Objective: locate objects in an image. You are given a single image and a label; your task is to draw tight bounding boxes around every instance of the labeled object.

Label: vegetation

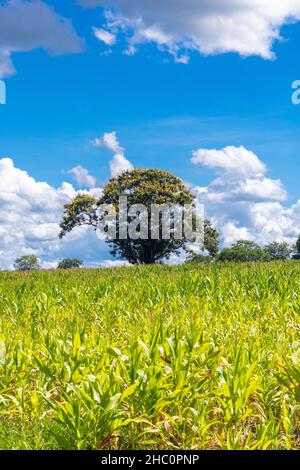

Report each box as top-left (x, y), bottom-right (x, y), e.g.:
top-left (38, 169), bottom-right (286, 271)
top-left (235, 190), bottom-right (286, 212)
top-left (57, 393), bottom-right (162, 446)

top-left (185, 253), bottom-right (213, 264)
top-left (13, 255), bottom-right (40, 271)
top-left (0, 262), bottom-right (299, 450)
top-left (219, 241), bottom-right (270, 263)
top-left (293, 236), bottom-right (300, 260)
top-left (59, 169), bottom-right (219, 265)
top-left (203, 220), bottom-right (219, 258)
top-left (264, 242), bottom-right (291, 261)
top-left (57, 259), bottom-right (83, 270)
top-left (296, 236), bottom-right (300, 254)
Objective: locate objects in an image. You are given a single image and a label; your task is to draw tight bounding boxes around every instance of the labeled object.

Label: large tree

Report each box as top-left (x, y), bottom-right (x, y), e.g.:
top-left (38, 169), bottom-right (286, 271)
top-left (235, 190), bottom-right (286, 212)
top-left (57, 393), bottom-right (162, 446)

top-left (59, 169), bottom-right (215, 265)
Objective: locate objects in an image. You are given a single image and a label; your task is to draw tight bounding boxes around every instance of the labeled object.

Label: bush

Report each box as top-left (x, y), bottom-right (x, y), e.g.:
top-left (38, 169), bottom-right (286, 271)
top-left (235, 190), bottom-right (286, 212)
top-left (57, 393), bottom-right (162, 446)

top-left (14, 255), bottom-right (40, 271)
top-left (57, 259), bottom-right (83, 270)
top-left (264, 242), bottom-right (291, 261)
top-left (218, 240), bottom-right (270, 263)
top-left (186, 254), bottom-right (213, 264)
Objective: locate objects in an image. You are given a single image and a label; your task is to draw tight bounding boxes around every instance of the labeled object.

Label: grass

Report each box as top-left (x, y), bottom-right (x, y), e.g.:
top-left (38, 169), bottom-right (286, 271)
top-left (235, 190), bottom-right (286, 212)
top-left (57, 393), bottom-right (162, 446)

top-left (0, 262), bottom-right (299, 450)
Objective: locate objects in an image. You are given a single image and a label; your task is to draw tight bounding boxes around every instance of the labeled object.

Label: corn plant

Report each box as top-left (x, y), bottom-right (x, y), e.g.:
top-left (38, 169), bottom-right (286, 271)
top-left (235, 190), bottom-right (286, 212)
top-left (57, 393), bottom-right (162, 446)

top-left (0, 262), bottom-right (299, 449)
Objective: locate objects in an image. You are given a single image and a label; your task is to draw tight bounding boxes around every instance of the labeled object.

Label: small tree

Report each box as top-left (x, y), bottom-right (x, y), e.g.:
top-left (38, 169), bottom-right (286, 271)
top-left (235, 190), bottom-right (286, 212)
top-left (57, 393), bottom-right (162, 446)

top-left (57, 259), bottom-right (83, 270)
top-left (218, 240), bottom-right (270, 263)
top-left (264, 242), bottom-right (291, 261)
top-left (14, 255), bottom-right (40, 271)
top-left (293, 235), bottom-right (300, 259)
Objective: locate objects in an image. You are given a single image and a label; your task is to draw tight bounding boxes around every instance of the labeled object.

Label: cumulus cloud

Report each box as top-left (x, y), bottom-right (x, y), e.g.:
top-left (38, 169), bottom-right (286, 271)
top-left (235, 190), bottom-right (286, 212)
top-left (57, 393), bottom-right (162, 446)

top-left (191, 145), bottom-right (299, 247)
top-left (1, 146), bottom-right (300, 268)
top-left (109, 154), bottom-right (134, 178)
top-left (93, 27), bottom-right (116, 46)
top-left (69, 165), bottom-right (97, 188)
top-left (92, 131), bottom-right (124, 153)
top-left (92, 131), bottom-right (134, 177)
top-left (0, 132), bottom-right (135, 268)
top-left (0, 158), bottom-right (107, 270)
top-left (77, 0), bottom-right (300, 61)
top-left (0, 0), bottom-right (83, 77)
top-left (192, 146), bottom-right (267, 179)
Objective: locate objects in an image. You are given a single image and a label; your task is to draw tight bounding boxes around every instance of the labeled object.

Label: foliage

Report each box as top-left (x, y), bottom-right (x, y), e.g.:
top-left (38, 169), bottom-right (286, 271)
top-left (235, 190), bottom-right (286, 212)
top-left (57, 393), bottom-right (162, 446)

top-left (60, 169), bottom-right (197, 265)
top-left (296, 236), bottom-right (300, 255)
top-left (185, 254), bottom-right (213, 264)
top-left (218, 240), bottom-right (270, 263)
top-left (264, 242), bottom-right (291, 261)
top-left (292, 236), bottom-right (300, 260)
top-left (13, 255), bottom-right (40, 271)
top-left (187, 220), bottom-right (219, 262)
top-left (0, 262), bottom-right (299, 450)
top-left (57, 259), bottom-right (83, 270)
top-left (203, 220), bottom-right (219, 258)
top-left (59, 195), bottom-right (98, 236)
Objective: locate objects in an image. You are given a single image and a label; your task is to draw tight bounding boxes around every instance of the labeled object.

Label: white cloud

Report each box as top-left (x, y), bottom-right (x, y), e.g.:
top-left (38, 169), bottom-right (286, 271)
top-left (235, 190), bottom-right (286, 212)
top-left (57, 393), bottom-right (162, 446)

top-left (69, 165), bottom-right (97, 188)
top-left (1, 147), bottom-right (300, 269)
top-left (109, 153), bottom-right (134, 178)
top-left (93, 27), bottom-right (116, 46)
top-left (192, 146), bottom-right (266, 179)
top-left (0, 0), bottom-right (83, 78)
top-left (77, 0), bottom-right (300, 61)
top-left (191, 145), bottom-right (300, 247)
top-left (92, 131), bottom-right (134, 177)
top-left (0, 134), bottom-right (134, 268)
top-left (0, 158), bottom-right (108, 270)
top-left (92, 131), bottom-right (124, 154)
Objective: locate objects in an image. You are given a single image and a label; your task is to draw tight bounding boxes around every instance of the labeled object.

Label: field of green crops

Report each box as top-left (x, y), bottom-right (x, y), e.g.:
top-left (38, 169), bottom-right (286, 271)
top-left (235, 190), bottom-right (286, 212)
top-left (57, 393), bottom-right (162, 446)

top-left (0, 262), bottom-right (299, 450)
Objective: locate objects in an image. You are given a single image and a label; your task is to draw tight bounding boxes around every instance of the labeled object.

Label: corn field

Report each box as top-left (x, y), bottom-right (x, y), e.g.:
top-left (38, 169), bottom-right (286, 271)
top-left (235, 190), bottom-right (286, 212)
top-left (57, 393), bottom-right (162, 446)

top-left (0, 262), bottom-right (299, 450)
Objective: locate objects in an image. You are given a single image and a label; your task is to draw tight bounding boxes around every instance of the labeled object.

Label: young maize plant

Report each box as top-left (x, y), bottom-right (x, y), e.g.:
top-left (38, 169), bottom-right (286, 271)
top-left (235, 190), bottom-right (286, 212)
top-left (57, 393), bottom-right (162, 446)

top-left (0, 262), bottom-right (299, 449)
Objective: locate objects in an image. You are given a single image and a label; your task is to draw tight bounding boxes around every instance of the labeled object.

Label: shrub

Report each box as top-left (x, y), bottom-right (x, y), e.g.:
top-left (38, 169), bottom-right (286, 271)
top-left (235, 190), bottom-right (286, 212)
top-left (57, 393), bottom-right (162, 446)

top-left (218, 240), bottom-right (270, 263)
top-left (57, 259), bottom-right (83, 270)
top-left (14, 255), bottom-right (40, 271)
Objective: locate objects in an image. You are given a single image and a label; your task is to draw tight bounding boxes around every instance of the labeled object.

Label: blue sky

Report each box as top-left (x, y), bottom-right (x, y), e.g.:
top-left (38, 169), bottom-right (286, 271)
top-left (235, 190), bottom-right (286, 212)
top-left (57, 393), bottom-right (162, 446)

top-left (0, 0), bottom-right (300, 268)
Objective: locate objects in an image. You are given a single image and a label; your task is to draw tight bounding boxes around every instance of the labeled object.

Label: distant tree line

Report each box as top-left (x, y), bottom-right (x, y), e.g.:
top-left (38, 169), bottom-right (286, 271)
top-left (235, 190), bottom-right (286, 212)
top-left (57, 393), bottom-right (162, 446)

top-left (14, 256), bottom-right (83, 271)
top-left (12, 169), bottom-right (300, 269)
top-left (187, 238), bottom-right (300, 264)
top-left (13, 236), bottom-right (300, 271)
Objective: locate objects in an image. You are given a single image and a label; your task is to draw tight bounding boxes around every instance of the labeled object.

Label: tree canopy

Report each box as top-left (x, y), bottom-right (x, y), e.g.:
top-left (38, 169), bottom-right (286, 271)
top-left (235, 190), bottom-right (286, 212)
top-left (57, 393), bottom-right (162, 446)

top-left (218, 240), bottom-right (270, 263)
top-left (60, 169), bottom-right (218, 265)
top-left (57, 259), bottom-right (83, 270)
top-left (293, 235), bottom-right (300, 259)
top-left (14, 255), bottom-right (40, 271)
top-left (264, 242), bottom-right (291, 261)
